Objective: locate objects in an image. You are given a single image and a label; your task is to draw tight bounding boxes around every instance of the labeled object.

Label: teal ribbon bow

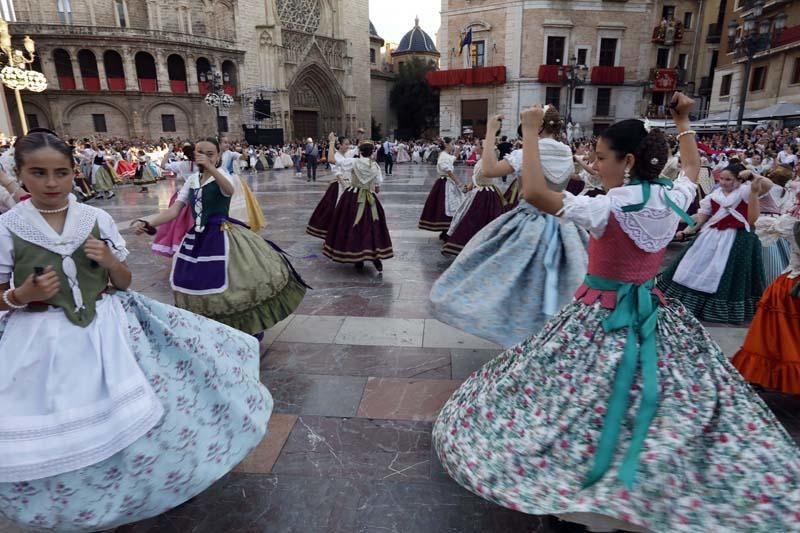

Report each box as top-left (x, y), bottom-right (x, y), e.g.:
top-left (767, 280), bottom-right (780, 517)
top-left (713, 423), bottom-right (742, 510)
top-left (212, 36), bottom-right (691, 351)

top-left (581, 179), bottom-right (695, 489)
top-left (582, 275), bottom-right (660, 489)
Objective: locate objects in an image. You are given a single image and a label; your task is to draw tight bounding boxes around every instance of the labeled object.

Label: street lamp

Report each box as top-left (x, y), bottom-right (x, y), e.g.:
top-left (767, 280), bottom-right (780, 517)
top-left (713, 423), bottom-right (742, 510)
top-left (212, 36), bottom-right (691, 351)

top-left (727, 0), bottom-right (773, 131)
top-left (202, 68), bottom-right (233, 140)
top-left (0, 20), bottom-right (47, 135)
top-left (557, 55), bottom-right (588, 124)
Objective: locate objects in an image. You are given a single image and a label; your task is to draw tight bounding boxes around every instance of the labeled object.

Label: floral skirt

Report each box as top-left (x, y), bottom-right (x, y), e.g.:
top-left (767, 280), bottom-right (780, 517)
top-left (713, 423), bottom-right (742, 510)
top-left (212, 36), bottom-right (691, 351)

top-left (442, 188), bottom-right (506, 256)
top-left (433, 297), bottom-right (800, 533)
top-left (323, 189), bottom-right (393, 263)
top-left (658, 230), bottom-right (765, 324)
top-left (306, 181), bottom-right (339, 239)
top-left (732, 273), bottom-right (800, 394)
top-left (419, 178), bottom-right (453, 232)
top-left (431, 201), bottom-right (588, 347)
top-left (0, 292), bottom-right (272, 532)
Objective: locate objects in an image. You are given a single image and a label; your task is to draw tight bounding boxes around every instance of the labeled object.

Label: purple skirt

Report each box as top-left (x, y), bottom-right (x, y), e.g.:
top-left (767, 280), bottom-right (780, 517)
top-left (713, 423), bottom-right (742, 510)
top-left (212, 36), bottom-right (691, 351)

top-left (442, 189), bottom-right (506, 256)
top-left (503, 179), bottom-right (520, 211)
top-left (419, 178), bottom-right (452, 231)
top-left (306, 181), bottom-right (339, 239)
top-left (323, 189), bottom-right (394, 263)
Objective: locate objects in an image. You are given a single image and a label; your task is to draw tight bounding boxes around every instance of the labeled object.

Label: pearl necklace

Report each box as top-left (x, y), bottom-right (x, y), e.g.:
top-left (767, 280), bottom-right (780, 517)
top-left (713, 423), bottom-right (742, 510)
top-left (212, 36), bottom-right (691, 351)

top-left (35, 203), bottom-right (70, 214)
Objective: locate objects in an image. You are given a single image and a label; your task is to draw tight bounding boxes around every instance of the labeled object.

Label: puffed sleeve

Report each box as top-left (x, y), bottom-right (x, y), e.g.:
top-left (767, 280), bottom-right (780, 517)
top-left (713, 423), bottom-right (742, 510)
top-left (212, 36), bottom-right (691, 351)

top-left (0, 221), bottom-right (13, 284)
top-left (755, 213), bottom-right (798, 247)
top-left (438, 155), bottom-right (455, 173)
top-left (97, 210), bottom-right (130, 262)
top-left (739, 180), bottom-right (753, 204)
top-left (666, 172), bottom-right (699, 211)
top-left (504, 150), bottom-right (523, 178)
top-left (557, 191), bottom-right (612, 238)
top-left (176, 179), bottom-right (193, 204)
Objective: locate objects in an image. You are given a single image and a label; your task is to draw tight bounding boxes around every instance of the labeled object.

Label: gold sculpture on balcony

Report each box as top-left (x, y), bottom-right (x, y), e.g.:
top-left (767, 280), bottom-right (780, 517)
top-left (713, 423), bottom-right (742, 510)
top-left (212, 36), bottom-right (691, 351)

top-left (652, 19), bottom-right (685, 46)
top-left (0, 19), bottom-right (47, 134)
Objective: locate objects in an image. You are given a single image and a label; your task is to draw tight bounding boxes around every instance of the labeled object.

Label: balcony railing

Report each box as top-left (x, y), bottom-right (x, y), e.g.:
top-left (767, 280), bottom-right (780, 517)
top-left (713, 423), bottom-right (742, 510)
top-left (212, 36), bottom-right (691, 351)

top-left (591, 66), bottom-right (625, 85)
top-left (652, 20), bottom-right (685, 45)
top-left (426, 66), bottom-right (507, 88)
top-left (706, 23), bottom-right (721, 44)
top-left (9, 22), bottom-right (238, 50)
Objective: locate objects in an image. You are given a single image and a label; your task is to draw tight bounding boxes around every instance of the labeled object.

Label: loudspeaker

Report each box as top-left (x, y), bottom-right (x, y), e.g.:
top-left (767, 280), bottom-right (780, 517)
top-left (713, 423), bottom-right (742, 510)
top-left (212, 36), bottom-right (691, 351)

top-left (254, 98), bottom-right (271, 119)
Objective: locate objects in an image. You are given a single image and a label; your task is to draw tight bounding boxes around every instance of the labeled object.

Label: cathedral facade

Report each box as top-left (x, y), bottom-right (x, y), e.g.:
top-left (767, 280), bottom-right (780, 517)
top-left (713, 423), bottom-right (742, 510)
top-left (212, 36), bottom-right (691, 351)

top-left (7, 0), bottom-right (372, 142)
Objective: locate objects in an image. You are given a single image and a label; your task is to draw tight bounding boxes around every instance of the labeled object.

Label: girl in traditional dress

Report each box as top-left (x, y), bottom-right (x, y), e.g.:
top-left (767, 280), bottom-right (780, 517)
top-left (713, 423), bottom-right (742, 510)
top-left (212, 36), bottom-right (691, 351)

top-left (280, 148), bottom-right (294, 169)
top-left (323, 134), bottom-right (392, 273)
top-left (433, 94), bottom-right (800, 533)
top-left (441, 140), bottom-right (506, 256)
top-left (756, 165), bottom-right (794, 284)
top-left (133, 149), bottom-right (158, 193)
top-left (135, 138), bottom-right (307, 337)
top-left (733, 211), bottom-right (800, 394)
top-left (151, 144), bottom-right (197, 258)
top-left (0, 130), bottom-right (272, 532)
top-left (412, 144), bottom-right (422, 164)
top-left (430, 108), bottom-right (587, 347)
top-left (659, 162), bottom-right (769, 324)
top-left (307, 135), bottom-right (356, 239)
top-left (115, 148), bottom-right (137, 182)
top-left (396, 142), bottom-right (411, 164)
top-left (92, 146), bottom-right (116, 200)
top-left (273, 147), bottom-right (286, 170)
top-left (419, 138), bottom-right (464, 240)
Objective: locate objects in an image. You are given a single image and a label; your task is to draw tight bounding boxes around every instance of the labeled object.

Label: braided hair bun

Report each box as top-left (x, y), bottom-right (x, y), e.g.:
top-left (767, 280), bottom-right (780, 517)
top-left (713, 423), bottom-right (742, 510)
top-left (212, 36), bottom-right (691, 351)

top-left (541, 106), bottom-right (563, 136)
top-left (634, 129), bottom-right (669, 181)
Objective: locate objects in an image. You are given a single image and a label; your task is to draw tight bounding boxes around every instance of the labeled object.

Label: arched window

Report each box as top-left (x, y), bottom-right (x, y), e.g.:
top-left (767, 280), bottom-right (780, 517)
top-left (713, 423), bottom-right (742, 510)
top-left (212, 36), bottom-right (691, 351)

top-left (77, 49), bottom-right (99, 90)
top-left (104, 50), bottom-right (126, 90)
top-left (53, 48), bottom-right (75, 90)
top-left (222, 60), bottom-right (237, 96)
top-left (196, 57), bottom-right (211, 94)
top-left (135, 51), bottom-right (157, 92)
top-left (167, 54), bottom-right (187, 93)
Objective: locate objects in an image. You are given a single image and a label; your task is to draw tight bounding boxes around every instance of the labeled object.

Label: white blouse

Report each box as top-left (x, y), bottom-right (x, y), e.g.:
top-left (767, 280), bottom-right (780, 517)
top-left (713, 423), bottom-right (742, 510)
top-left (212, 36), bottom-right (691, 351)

top-left (558, 174), bottom-right (697, 252)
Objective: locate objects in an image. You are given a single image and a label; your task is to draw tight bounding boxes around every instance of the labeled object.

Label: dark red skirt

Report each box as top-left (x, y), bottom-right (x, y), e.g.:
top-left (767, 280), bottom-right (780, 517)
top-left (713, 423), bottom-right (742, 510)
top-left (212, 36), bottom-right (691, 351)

top-left (306, 181), bottom-right (339, 239)
top-left (442, 189), bottom-right (506, 256)
top-left (419, 178), bottom-right (452, 231)
top-left (323, 189), bottom-right (394, 263)
top-left (503, 179), bottom-right (520, 211)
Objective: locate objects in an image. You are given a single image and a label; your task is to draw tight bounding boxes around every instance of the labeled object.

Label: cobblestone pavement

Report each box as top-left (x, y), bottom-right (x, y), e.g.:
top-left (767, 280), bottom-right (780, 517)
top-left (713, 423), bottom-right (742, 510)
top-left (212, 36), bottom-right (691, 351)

top-left (5, 162), bottom-right (797, 533)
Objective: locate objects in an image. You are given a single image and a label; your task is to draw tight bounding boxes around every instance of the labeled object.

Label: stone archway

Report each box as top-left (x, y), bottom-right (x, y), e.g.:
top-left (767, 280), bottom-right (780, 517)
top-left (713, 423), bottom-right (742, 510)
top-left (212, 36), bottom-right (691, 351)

top-left (288, 62), bottom-right (344, 141)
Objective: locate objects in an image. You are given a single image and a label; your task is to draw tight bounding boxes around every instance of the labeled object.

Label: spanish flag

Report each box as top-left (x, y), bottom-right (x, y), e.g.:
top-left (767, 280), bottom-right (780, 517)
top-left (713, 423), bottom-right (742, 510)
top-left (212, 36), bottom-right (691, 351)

top-left (459, 28), bottom-right (473, 55)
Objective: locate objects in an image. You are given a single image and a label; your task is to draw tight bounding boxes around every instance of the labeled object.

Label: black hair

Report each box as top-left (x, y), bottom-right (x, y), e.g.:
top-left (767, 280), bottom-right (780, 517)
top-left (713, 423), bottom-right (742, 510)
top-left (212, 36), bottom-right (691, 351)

top-left (723, 161), bottom-right (748, 180)
top-left (196, 137), bottom-right (220, 153)
top-left (337, 136), bottom-right (350, 149)
top-left (14, 129), bottom-right (74, 171)
top-left (501, 136), bottom-right (508, 142)
top-left (517, 125), bottom-right (523, 140)
top-left (359, 142), bottom-right (375, 157)
top-left (600, 119), bottom-right (669, 181)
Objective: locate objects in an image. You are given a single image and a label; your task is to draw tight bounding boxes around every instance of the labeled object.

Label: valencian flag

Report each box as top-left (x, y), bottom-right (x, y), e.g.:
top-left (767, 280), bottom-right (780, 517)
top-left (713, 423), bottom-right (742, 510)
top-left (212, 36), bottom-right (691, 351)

top-left (459, 28), bottom-right (473, 55)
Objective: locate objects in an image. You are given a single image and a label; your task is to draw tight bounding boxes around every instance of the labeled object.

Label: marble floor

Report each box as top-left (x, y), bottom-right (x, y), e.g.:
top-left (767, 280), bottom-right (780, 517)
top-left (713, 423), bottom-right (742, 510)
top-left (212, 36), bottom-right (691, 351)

top-left (7, 162), bottom-right (799, 533)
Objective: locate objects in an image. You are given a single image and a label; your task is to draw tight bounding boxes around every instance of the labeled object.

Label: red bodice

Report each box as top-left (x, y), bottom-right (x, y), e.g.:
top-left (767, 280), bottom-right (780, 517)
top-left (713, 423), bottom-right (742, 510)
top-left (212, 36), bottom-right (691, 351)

top-left (709, 199), bottom-right (748, 230)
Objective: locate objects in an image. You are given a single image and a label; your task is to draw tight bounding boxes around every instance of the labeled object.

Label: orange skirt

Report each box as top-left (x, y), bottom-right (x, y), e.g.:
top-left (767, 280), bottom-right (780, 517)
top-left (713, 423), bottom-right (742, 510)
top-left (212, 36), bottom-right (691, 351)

top-left (732, 273), bottom-right (800, 394)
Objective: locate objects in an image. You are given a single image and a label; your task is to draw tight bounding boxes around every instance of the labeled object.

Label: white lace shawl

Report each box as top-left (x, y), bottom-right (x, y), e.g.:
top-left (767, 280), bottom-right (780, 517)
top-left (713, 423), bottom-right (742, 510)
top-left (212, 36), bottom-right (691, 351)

top-left (504, 139), bottom-right (574, 191)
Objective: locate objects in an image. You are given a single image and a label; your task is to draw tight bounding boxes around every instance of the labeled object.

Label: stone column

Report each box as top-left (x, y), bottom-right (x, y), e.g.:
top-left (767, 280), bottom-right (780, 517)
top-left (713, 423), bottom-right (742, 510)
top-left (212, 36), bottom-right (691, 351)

top-left (39, 49), bottom-right (59, 91)
top-left (186, 54), bottom-right (199, 94)
top-left (95, 50), bottom-right (109, 90)
top-left (187, 8), bottom-right (193, 34)
top-left (69, 50), bottom-right (84, 90)
top-left (155, 50), bottom-right (170, 93)
top-left (122, 47), bottom-right (138, 91)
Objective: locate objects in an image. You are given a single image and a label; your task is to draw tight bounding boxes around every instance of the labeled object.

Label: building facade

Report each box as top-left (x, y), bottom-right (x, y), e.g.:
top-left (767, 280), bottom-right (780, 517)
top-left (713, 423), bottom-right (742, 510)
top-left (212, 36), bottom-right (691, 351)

top-left (432, 0), bottom-right (704, 139)
top-left (8, 0), bottom-right (374, 141)
top-left (370, 20), bottom-right (397, 139)
top-left (707, 0), bottom-right (799, 122)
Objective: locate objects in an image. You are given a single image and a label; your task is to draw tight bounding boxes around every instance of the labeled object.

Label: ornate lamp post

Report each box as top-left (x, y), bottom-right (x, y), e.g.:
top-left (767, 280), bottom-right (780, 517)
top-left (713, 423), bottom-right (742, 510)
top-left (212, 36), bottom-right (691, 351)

top-left (727, 0), bottom-right (786, 131)
top-left (0, 20), bottom-right (47, 135)
top-left (557, 55), bottom-right (588, 124)
top-left (201, 68), bottom-right (233, 140)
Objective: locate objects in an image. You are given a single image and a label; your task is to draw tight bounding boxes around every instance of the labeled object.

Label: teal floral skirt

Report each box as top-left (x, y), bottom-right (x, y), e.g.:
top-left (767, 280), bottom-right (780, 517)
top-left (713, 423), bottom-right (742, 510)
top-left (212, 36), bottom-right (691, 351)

top-left (433, 297), bottom-right (800, 532)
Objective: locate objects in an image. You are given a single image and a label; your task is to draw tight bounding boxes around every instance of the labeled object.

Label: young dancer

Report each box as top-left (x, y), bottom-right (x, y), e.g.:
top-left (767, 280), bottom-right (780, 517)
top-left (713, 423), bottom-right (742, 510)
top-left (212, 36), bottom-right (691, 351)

top-left (433, 94), bottom-right (800, 532)
top-left (0, 130), bottom-right (272, 532)
top-left (419, 138), bottom-right (463, 240)
top-left (307, 136), bottom-right (357, 239)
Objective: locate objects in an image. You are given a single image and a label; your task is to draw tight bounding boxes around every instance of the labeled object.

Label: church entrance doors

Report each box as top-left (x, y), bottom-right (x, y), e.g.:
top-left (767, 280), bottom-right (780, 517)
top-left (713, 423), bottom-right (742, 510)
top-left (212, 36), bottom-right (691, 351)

top-left (293, 110), bottom-right (319, 141)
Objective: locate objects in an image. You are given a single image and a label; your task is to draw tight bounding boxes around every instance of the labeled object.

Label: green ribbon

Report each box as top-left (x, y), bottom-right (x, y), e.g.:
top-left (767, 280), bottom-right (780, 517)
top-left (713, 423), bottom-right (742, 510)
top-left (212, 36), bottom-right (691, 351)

top-left (623, 178), bottom-right (696, 228)
top-left (354, 188), bottom-right (379, 226)
top-left (582, 275), bottom-right (660, 489)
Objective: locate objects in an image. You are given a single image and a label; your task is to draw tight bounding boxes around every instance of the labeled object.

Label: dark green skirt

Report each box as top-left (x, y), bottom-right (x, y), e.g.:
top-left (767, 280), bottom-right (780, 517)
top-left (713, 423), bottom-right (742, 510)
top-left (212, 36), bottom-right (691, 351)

top-left (657, 229), bottom-right (765, 324)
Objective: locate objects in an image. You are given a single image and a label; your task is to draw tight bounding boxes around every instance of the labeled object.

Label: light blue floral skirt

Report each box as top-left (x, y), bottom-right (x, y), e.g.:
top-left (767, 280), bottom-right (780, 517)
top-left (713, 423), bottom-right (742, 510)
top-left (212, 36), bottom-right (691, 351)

top-left (430, 200), bottom-right (589, 347)
top-left (0, 292), bottom-right (272, 533)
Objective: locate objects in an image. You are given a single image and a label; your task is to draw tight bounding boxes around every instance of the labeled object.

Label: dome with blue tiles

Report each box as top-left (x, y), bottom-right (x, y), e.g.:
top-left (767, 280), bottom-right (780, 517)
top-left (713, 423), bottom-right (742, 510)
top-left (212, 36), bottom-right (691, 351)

top-left (393, 17), bottom-right (439, 56)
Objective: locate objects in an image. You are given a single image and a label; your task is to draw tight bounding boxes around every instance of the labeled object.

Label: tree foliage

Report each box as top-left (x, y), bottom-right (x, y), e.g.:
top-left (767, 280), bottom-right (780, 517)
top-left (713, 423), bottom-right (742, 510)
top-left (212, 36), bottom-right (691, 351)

top-left (389, 57), bottom-right (439, 139)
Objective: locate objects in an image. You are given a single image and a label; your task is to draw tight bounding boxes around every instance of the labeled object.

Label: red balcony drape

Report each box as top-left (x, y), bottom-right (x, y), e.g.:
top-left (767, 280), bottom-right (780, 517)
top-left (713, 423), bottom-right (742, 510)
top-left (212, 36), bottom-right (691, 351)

top-left (426, 66), bottom-right (507, 88)
top-left (170, 80), bottom-right (188, 93)
top-left (537, 64), bottom-right (561, 83)
top-left (591, 66), bottom-right (625, 85)
top-left (776, 25), bottom-right (800, 47)
top-left (198, 81), bottom-right (210, 94)
top-left (224, 83), bottom-right (236, 96)
top-left (139, 79), bottom-right (157, 92)
top-left (58, 76), bottom-right (76, 90)
top-left (107, 77), bottom-right (126, 91)
top-left (82, 77), bottom-right (100, 91)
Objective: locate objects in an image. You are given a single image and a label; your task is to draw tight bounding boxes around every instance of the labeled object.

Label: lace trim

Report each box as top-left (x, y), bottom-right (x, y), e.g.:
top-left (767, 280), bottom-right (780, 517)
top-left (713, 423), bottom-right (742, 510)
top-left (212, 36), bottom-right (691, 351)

top-left (0, 201), bottom-right (98, 257)
top-left (612, 206), bottom-right (680, 253)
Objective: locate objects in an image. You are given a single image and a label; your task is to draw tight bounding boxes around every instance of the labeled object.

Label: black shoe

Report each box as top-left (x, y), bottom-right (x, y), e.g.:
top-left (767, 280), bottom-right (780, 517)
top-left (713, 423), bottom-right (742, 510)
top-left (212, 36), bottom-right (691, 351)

top-left (354, 261), bottom-right (365, 272)
top-left (439, 231), bottom-right (448, 241)
top-left (373, 259), bottom-right (383, 273)
top-left (254, 331), bottom-right (265, 342)
top-left (307, 178), bottom-right (311, 182)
